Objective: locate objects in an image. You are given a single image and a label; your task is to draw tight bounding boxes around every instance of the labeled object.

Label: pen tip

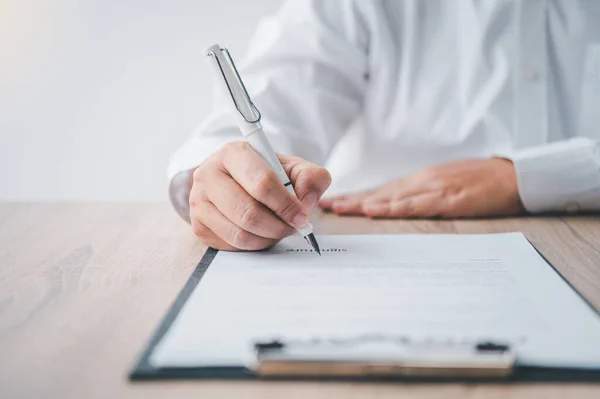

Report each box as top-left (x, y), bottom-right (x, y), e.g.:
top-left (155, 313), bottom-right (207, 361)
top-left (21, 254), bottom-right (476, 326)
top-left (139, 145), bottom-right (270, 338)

top-left (305, 233), bottom-right (321, 256)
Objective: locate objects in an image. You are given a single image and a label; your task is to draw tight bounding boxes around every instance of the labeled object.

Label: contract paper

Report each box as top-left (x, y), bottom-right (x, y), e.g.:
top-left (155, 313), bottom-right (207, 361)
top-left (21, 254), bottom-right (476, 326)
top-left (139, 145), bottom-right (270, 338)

top-left (150, 233), bottom-right (600, 369)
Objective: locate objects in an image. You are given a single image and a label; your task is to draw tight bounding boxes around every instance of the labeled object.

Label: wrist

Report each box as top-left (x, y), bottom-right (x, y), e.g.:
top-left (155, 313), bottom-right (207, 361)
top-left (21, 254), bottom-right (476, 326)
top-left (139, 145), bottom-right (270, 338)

top-left (490, 157), bottom-right (526, 213)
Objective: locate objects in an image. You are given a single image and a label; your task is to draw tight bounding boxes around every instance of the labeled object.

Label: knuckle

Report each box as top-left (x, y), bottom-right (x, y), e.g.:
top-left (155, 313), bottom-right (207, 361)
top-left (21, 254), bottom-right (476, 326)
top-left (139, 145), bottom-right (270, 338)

top-left (217, 142), bottom-right (233, 166)
top-left (220, 141), bottom-right (239, 154)
top-left (192, 158), bottom-right (218, 182)
top-left (439, 198), bottom-right (458, 218)
top-left (219, 141), bottom-right (248, 164)
top-left (189, 184), bottom-right (207, 206)
top-left (402, 198), bottom-right (418, 216)
top-left (252, 172), bottom-right (278, 199)
top-left (227, 140), bottom-right (247, 150)
top-left (230, 228), bottom-right (254, 250)
top-left (238, 201), bottom-right (261, 229)
top-left (297, 166), bottom-right (332, 194)
top-left (274, 195), bottom-right (298, 220)
top-left (442, 184), bottom-right (460, 198)
top-left (191, 220), bottom-right (208, 239)
top-left (192, 165), bottom-right (205, 182)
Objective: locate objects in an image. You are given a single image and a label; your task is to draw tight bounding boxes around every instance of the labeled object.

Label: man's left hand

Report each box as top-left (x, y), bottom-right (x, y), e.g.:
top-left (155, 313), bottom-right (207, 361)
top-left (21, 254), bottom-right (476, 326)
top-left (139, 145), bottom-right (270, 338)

top-left (318, 158), bottom-right (526, 218)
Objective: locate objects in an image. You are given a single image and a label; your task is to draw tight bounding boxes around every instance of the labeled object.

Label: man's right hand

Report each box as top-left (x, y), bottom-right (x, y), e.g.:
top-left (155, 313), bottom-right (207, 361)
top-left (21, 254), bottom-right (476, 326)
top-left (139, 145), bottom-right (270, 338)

top-left (189, 141), bottom-right (331, 251)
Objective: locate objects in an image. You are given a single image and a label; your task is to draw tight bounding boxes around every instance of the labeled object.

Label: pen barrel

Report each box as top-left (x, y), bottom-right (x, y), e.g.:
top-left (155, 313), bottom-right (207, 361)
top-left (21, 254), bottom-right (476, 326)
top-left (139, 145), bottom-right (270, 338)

top-left (203, 43), bottom-right (314, 237)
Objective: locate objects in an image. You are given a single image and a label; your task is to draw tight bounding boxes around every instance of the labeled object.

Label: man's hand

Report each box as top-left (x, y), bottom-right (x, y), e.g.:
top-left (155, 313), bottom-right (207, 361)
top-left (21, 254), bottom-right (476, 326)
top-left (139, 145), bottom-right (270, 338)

top-left (319, 158), bottom-right (525, 218)
top-left (190, 141), bottom-right (331, 251)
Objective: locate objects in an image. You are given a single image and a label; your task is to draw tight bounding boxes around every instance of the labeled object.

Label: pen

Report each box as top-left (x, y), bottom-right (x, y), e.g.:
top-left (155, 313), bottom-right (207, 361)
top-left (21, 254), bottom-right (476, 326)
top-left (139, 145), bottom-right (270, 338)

top-left (203, 44), bottom-right (321, 255)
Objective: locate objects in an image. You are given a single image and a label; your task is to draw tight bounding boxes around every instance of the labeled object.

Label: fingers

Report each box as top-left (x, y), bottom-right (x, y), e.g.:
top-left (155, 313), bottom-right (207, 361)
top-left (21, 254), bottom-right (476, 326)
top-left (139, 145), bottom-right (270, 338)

top-left (323, 190), bottom-right (376, 215)
top-left (361, 177), bottom-right (435, 206)
top-left (189, 220), bottom-right (237, 251)
top-left (362, 193), bottom-right (444, 218)
top-left (331, 194), bottom-right (369, 215)
top-left (204, 168), bottom-right (294, 240)
top-left (279, 154), bottom-right (331, 213)
top-left (190, 142), bottom-right (328, 251)
top-left (317, 194), bottom-right (348, 211)
top-left (192, 200), bottom-right (278, 251)
top-left (325, 174), bottom-right (440, 216)
top-left (219, 142), bottom-right (308, 228)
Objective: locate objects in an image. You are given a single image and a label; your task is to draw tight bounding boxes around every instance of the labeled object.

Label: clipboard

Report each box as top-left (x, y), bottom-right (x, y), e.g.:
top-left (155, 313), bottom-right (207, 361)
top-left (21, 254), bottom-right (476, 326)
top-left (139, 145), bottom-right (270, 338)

top-left (129, 245), bottom-right (600, 382)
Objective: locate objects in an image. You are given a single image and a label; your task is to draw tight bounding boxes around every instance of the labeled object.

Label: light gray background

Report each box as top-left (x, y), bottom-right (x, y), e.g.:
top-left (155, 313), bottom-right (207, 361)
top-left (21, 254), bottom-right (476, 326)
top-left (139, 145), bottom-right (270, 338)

top-left (0, 0), bottom-right (283, 201)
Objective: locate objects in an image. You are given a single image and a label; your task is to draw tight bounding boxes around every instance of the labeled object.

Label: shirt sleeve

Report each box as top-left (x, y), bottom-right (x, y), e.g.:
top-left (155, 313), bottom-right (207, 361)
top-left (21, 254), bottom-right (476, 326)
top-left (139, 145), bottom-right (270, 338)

top-left (511, 138), bottom-right (600, 213)
top-left (167, 0), bottom-right (368, 220)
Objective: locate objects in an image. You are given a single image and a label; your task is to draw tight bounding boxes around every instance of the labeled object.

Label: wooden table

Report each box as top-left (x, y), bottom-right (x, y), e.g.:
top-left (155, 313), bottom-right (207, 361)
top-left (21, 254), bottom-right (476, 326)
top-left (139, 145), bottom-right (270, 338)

top-left (1, 203), bottom-right (599, 398)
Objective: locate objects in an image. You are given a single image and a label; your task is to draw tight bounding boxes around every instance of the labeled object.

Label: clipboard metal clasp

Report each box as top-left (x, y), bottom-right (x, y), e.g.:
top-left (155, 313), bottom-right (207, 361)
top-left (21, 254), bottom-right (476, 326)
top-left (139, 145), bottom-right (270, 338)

top-left (253, 336), bottom-right (516, 380)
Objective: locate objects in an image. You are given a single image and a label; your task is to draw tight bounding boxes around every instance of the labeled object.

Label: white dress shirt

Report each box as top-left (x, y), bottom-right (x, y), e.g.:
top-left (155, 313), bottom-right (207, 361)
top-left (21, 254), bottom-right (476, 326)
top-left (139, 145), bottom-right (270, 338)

top-left (169, 0), bottom-right (600, 216)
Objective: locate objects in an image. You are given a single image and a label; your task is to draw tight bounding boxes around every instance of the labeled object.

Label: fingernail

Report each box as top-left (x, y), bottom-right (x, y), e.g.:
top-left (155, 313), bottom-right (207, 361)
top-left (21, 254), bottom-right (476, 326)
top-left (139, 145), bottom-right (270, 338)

top-left (292, 213), bottom-right (309, 228)
top-left (302, 192), bottom-right (319, 212)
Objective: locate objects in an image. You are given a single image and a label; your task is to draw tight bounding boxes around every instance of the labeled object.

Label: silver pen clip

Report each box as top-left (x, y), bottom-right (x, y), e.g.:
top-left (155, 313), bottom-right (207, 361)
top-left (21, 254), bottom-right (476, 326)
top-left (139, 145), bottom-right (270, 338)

top-left (205, 47), bottom-right (262, 124)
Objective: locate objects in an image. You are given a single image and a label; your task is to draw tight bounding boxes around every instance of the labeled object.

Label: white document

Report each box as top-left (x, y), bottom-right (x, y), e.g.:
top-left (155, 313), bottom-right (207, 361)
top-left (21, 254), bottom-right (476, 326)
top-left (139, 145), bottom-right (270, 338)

top-left (150, 233), bottom-right (600, 369)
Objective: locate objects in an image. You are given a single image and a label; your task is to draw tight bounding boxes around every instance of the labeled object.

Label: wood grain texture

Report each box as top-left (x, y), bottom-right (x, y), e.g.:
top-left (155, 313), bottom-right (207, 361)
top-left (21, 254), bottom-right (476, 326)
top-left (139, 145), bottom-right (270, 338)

top-left (0, 203), bottom-right (599, 398)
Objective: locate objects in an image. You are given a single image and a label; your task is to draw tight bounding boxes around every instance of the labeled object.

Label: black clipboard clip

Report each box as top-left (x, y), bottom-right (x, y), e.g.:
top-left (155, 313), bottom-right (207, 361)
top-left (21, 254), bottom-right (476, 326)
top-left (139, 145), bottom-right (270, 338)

top-left (254, 336), bottom-right (516, 379)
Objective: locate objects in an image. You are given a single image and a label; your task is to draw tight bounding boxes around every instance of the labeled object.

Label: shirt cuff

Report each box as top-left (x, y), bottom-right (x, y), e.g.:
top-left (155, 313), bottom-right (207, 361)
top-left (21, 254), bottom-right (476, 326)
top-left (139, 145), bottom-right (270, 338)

top-left (510, 138), bottom-right (600, 213)
top-left (169, 169), bottom-right (194, 224)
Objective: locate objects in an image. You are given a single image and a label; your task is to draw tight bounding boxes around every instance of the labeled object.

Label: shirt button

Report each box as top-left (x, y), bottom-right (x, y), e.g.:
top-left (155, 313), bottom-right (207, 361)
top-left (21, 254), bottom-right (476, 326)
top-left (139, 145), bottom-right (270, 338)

top-left (524, 68), bottom-right (540, 82)
top-left (564, 202), bottom-right (580, 213)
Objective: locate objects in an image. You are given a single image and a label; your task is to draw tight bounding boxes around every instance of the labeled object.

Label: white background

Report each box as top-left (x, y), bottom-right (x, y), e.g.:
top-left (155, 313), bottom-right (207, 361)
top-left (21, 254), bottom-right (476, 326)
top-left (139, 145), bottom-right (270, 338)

top-left (0, 0), bottom-right (283, 201)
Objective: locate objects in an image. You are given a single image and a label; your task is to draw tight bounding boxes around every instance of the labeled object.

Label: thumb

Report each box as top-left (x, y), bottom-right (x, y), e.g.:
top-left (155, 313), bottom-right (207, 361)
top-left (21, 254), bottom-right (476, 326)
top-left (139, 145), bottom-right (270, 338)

top-left (278, 154), bottom-right (332, 213)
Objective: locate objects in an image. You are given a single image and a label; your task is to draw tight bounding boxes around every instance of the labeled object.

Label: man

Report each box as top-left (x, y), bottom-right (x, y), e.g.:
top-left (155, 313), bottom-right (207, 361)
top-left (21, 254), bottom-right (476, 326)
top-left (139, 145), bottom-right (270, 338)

top-left (169, 0), bottom-right (600, 251)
